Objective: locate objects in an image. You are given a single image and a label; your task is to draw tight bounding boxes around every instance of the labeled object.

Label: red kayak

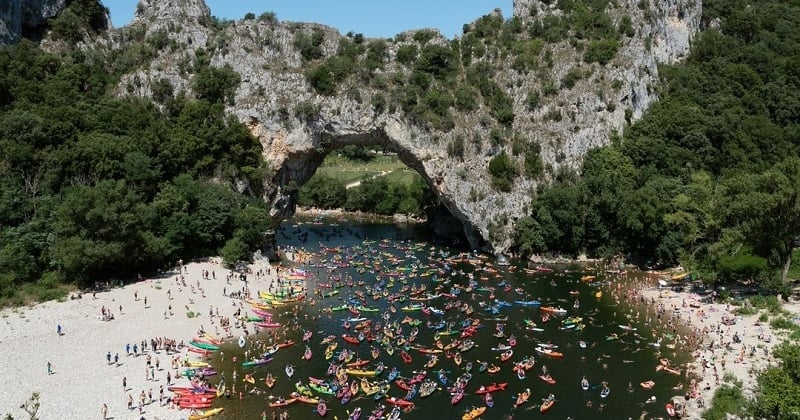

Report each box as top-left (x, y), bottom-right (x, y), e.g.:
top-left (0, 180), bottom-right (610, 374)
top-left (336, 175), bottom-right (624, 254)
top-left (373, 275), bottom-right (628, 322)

top-left (346, 359), bottom-right (370, 368)
top-left (175, 396), bottom-right (215, 405)
top-left (178, 401), bottom-right (212, 409)
top-left (400, 350), bottom-right (412, 364)
top-left (342, 334), bottom-right (360, 345)
top-left (187, 347), bottom-right (212, 357)
top-left (386, 396), bottom-right (414, 407)
top-left (450, 388), bottom-right (464, 405)
top-left (277, 340), bottom-right (296, 348)
top-left (474, 382), bottom-right (507, 394)
top-left (539, 374), bottom-right (556, 384)
top-left (172, 389), bottom-right (217, 397)
top-left (540, 398), bottom-right (555, 413)
top-left (394, 378), bottom-right (412, 391)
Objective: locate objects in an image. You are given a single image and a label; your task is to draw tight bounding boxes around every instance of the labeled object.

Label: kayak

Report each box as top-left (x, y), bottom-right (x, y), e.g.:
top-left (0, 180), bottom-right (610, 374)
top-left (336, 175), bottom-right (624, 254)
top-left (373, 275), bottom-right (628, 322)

top-left (540, 397), bottom-right (555, 412)
top-left (386, 396), bottom-right (414, 407)
top-left (268, 398), bottom-right (297, 408)
top-left (189, 341), bottom-right (219, 351)
top-left (345, 369), bottom-right (377, 377)
top-left (291, 391), bottom-right (319, 405)
top-left (535, 348), bottom-right (564, 358)
top-left (474, 382), bottom-right (507, 394)
top-left (539, 374), bottom-right (556, 384)
top-left (242, 357), bottom-right (272, 368)
top-left (462, 406), bottom-right (487, 420)
top-left (513, 388), bottom-right (530, 408)
top-left (188, 407), bottom-right (224, 420)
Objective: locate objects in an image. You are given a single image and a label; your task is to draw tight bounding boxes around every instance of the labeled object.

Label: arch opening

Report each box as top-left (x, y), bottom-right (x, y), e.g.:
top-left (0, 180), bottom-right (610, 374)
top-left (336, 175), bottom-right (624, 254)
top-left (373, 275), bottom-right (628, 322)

top-left (264, 129), bottom-right (483, 252)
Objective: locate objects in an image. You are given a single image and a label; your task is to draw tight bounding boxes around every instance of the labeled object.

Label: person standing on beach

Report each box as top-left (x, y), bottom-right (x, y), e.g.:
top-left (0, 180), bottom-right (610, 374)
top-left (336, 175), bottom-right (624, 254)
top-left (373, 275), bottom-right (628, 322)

top-left (57, 324), bottom-right (62, 335)
top-left (122, 376), bottom-right (127, 390)
top-left (47, 361), bottom-right (52, 374)
top-left (101, 403), bottom-right (108, 419)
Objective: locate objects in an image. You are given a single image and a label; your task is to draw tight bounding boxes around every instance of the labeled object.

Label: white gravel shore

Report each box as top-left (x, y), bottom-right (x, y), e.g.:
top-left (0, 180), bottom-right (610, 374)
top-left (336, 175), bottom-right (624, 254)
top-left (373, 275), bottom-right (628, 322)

top-left (636, 283), bottom-right (799, 419)
top-left (0, 257), bottom-right (277, 420)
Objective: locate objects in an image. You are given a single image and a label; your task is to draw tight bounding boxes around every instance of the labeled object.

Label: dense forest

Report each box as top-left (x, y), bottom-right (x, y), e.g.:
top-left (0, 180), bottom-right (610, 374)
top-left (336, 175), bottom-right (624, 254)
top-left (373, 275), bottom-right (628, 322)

top-left (511, 0), bottom-right (800, 295)
top-left (0, 5), bottom-right (278, 303)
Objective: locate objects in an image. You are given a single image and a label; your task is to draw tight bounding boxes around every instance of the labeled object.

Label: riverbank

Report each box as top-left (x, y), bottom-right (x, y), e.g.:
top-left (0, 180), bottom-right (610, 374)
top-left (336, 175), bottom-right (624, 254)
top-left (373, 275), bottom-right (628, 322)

top-left (0, 257), bottom-right (279, 420)
top-left (617, 273), bottom-right (800, 419)
top-left (293, 206), bottom-right (426, 225)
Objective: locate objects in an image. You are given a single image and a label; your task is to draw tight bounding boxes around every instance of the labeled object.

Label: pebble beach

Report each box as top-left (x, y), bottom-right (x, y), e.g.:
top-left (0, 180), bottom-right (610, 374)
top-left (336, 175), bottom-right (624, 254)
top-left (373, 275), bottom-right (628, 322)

top-left (0, 257), bottom-right (277, 420)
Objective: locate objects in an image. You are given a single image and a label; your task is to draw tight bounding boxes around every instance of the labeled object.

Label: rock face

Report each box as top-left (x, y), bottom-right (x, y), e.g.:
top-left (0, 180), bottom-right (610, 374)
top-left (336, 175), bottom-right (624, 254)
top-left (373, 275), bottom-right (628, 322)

top-left (104, 0), bottom-right (702, 254)
top-left (0, 0), bottom-right (68, 45)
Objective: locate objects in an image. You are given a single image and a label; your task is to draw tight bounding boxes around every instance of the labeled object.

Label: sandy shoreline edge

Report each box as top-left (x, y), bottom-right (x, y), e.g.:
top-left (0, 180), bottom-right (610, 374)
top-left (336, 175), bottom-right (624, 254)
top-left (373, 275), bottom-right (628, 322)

top-left (1, 256), bottom-right (797, 419)
top-left (620, 274), bottom-right (799, 420)
top-left (0, 257), bottom-right (279, 420)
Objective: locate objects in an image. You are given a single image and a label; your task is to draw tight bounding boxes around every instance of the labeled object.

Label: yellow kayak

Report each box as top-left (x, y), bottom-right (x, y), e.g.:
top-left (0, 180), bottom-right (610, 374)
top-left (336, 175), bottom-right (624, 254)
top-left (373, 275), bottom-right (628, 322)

top-left (345, 369), bottom-right (377, 377)
top-left (671, 272), bottom-right (690, 281)
top-left (186, 360), bottom-right (210, 368)
top-left (462, 406), bottom-right (486, 420)
top-left (189, 407), bottom-right (224, 420)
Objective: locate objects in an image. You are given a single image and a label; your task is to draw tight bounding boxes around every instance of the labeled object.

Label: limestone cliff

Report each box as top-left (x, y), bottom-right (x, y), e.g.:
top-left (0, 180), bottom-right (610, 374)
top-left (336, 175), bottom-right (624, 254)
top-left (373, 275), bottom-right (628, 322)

top-left (0, 0), bottom-right (67, 44)
top-left (96, 0), bottom-right (702, 255)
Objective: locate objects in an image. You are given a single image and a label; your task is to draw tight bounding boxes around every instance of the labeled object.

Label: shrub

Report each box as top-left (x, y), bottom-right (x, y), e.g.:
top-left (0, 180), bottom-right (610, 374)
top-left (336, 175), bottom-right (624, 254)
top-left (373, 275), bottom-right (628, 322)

top-left (305, 66), bottom-right (333, 95)
top-left (454, 85), bottom-right (478, 111)
top-left (561, 67), bottom-right (583, 89)
top-left (526, 90), bottom-right (541, 110)
top-left (396, 44), bottom-right (418, 66)
top-left (447, 136), bottom-right (465, 159)
top-left (294, 29), bottom-right (326, 61)
top-left (584, 38), bottom-right (619, 64)
top-left (619, 16), bottom-right (635, 37)
top-left (193, 65), bottom-right (241, 105)
top-left (488, 151), bottom-right (518, 192)
top-left (413, 30), bottom-right (437, 44)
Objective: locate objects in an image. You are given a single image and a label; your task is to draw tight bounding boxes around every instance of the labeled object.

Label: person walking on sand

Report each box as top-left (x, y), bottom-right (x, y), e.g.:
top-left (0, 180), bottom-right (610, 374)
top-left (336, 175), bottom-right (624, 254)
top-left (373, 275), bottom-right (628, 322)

top-left (47, 361), bottom-right (53, 375)
top-left (57, 324), bottom-right (62, 336)
top-left (101, 403), bottom-right (108, 419)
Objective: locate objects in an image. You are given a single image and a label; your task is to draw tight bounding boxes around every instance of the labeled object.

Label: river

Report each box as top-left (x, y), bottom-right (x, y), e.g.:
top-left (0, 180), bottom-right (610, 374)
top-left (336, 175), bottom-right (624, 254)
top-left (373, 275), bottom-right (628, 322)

top-left (202, 216), bottom-right (690, 419)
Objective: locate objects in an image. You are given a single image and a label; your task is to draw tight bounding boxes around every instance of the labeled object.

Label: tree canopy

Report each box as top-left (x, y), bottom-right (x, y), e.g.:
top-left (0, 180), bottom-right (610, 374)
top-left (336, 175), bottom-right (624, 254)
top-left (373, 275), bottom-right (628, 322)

top-left (0, 39), bottom-right (273, 304)
top-left (512, 0), bottom-right (800, 292)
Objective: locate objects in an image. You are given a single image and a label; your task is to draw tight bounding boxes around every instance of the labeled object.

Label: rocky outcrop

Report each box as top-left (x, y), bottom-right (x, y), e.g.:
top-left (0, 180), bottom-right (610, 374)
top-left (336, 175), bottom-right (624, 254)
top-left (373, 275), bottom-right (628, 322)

top-left (0, 0), bottom-right (67, 45)
top-left (104, 0), bottom-right (702, 255)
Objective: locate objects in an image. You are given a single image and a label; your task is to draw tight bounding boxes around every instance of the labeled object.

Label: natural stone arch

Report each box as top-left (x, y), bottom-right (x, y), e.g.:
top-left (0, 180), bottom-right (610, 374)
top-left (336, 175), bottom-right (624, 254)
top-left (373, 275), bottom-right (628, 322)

top-left (251, 117), bottom-right (486, 251)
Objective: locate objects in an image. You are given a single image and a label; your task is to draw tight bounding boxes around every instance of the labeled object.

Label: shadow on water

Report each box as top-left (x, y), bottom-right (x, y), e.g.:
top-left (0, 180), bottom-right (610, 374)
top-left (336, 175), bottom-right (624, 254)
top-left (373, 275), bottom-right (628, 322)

top-left (204, 216), bottom-right (691, 419)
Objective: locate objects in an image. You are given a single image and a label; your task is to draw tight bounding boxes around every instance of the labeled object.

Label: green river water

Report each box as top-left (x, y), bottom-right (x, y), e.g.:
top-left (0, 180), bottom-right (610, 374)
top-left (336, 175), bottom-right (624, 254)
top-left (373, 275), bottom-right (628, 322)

top-left (200, 216), bottom-right (690, 420)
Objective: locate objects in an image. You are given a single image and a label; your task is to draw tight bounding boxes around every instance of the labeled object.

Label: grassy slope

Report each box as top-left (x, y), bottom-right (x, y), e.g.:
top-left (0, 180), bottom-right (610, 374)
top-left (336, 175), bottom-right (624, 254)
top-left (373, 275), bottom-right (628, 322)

top-left (315, 154), bottom-right (420, 186)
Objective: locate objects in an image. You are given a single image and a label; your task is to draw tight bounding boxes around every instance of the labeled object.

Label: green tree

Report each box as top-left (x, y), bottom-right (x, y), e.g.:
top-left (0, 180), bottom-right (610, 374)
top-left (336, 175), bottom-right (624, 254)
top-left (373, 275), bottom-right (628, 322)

top-left (193, 65), bottom-right (241, 105)
top-left (488, 151), bottom-right (518, 192)
top-left (221, 236), bottom-right (250, 266)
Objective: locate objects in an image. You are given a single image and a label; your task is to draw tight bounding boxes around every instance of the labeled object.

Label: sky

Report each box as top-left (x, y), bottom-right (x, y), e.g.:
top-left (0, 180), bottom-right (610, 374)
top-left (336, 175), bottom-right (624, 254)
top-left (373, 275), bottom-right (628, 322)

top-left (101, 0), bottom-right (513, 39)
